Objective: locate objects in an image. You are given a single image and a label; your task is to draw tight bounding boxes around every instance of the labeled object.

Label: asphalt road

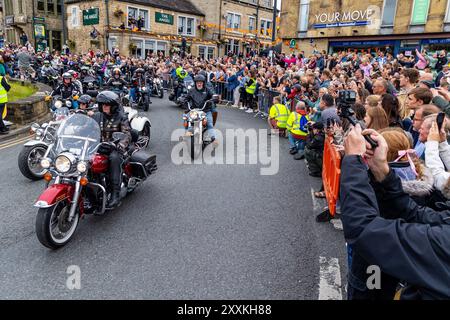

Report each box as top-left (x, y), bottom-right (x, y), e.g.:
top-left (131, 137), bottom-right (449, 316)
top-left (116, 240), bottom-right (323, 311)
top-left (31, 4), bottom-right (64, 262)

top-left (0, 97), bottom-right (347, 299)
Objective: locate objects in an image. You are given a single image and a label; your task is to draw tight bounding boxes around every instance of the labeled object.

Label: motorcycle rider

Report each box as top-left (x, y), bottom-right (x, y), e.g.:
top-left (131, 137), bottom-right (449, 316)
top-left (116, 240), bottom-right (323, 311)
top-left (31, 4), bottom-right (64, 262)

top-left (76, 94), bottom-right (95, 116)
top-left (40, 60), bottom-right (57, 80)
top-left (106, 68), bottom-right (128, 95)
top-left (130, 67), bottom-right (150, 104)
top-left (51, 72), bottom-right (80, 108)
top-left (68, 70), bottom-right (84, 94)
top-left (93, 91), bottom-right (132, 208)
top-left (183, 74), bottom-right (217, 142)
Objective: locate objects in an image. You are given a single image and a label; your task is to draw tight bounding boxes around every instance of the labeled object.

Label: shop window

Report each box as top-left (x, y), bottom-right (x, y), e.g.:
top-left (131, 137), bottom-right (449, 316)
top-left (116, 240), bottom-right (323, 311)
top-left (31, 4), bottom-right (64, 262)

top-left (51, 30), bottom-right (61, 51)
top-left (381, 0), bottom-right (397, 26)
top-left (18, 0), bottom-right (23, 14)
top-left (145, 40), bottom-right (155, 58)
top-left (298, 0), bottom-right (310, 32)
top-left (226, 40), bottom-right (240, 55)
top-left (199, 46), bottom-right (215, 60)
top-left (108, 37), bottom-right (118, 52)
top-left (156, 42), bottom-right (167, 56)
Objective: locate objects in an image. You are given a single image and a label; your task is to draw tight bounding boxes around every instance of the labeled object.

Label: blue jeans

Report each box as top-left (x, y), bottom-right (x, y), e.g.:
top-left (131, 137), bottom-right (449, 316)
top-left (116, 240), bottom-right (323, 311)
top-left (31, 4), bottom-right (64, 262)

top-left (129, 87), bottom-right (136, 102)
top-left (206, 111), bottom-right (215, 140)
top-left (288, 133), bottom-right (305, 151)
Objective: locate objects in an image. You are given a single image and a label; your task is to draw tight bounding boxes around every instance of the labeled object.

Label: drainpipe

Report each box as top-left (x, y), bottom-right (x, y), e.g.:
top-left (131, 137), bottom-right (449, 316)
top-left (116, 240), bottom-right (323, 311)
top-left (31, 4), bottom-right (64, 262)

top-left (218, 0), bottom-right (223, 57)
top-left (61, 0), bottom-right (67, 47)
top-left (32, 0), bottom-right (36, 49)
top-left (104, 0), bottom-right (110, 52)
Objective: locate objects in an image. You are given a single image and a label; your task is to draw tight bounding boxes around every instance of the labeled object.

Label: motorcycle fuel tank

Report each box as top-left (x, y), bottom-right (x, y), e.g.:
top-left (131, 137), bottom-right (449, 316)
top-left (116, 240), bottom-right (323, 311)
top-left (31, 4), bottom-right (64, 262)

top-left (90, 154), bottom-right (109, 174)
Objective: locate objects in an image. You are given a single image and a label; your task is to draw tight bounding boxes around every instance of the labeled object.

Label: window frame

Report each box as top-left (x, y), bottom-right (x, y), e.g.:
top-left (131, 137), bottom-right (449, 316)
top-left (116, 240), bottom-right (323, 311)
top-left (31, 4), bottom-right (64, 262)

top-left (380, 0), bottom-right (398, 27)
top-left (226, 12), bottom-right (242, 32)
top-left (410, 0), bottom-right (431, 26)
top-left (198, 45), bottom-right (215, 60)
top-left (249, 16), bottom-right (256, 32)
top-left (71, 6), bottom-right (79, 27)
top-left (445, 0), bottom-right (450, 23)
top-left (127, 6), bottom-right (150, 31)
top-left (178, 15), bottom-right (196, 36)
top-left (298, 0), bottom-right (310, 32)
top-left (260, 18), bottom-right (272, 37)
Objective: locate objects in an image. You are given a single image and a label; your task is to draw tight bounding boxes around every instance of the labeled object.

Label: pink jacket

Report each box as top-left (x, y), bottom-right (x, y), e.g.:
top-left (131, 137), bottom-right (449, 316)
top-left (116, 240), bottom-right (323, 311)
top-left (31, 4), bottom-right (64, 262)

top-left (415, 49), bottom-right (428, 70)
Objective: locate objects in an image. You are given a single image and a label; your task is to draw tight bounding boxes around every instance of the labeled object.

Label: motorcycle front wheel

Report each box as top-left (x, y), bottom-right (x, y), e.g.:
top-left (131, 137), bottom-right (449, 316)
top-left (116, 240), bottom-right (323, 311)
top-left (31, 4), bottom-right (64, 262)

top-left (18, 144), bottom-right (48, 180)
top-left (158, 87), bottom-right (164, 99)
top-left (35, 200), bottom-right (80, 249)
top-left (190, 134), bottom-right (202, 160)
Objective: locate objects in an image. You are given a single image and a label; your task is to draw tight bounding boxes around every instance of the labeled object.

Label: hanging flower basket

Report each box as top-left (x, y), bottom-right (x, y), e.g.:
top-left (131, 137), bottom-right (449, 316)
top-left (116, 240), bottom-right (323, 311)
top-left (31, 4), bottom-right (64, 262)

top-left (128, 42), bottom-right (137, 53)
top-left (114, 8), bottom-right (124, 17)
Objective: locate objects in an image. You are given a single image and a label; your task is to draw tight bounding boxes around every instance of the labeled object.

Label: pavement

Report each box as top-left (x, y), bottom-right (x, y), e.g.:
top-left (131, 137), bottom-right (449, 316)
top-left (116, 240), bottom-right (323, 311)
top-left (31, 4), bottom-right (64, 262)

top-left (0, 97), bottom-right (347, 299)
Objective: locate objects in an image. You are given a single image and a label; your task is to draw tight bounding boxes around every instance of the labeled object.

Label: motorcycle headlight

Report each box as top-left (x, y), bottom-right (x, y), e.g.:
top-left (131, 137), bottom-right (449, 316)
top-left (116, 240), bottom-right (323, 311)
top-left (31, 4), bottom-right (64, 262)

top-left (30, 123), bottom-right (40, 132)
top-left (36, 128), bottom-right (44, 137)
top-left (142, 86), bottom-right (147, 91)
top-left (40, 158), bottom-right (51, 169)
top-left (54, 100), bottom-right (63, 109)
top-left (55, 155), bottom-right (72, 173)
top-left (77, 161), bottom-right (87, 173)
top-left (188, 85), bottom-right (192, 90)
top-left (189, 111), bottom-right (198, 120)
top-left (66, 101), bottom-right (72, 108)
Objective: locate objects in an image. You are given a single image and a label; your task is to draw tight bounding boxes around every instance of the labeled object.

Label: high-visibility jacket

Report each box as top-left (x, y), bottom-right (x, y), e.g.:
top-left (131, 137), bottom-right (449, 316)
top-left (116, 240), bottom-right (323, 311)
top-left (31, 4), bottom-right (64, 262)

top-left (0, 76), bottom-right (8, 104)
top-left (269, 103), bottom-right (290, 129)
top-left (286, 111), bottom-right (309, 137)
top-left (176, 67), bottom-right (188, 80)
top-left (245, 78), bottom-right (257, 95)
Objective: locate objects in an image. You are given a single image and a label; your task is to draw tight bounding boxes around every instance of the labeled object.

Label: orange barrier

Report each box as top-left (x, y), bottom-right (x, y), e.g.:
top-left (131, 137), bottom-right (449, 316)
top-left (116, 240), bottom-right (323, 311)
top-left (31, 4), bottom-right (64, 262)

top-left (322, 136), bottom-right (342, 217)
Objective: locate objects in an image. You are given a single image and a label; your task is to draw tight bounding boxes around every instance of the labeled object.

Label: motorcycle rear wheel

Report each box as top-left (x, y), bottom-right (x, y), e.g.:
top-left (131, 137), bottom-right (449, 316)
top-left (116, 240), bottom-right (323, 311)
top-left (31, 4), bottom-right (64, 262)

top-left (35, 200), bottom-right (80, 249)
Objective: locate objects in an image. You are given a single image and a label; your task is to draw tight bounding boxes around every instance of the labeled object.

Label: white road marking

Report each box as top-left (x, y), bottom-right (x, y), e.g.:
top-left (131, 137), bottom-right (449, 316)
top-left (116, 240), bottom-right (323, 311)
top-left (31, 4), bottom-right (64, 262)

top-left (318, 256), bottom-right (343, 300)
top-left (0, 136), bottom-right (32, 150)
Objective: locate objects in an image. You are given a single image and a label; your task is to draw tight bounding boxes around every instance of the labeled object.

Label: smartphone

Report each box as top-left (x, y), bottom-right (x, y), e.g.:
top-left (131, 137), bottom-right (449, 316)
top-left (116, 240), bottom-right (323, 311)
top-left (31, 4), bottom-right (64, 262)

top-left (437, 112), bottom-right (445, 132)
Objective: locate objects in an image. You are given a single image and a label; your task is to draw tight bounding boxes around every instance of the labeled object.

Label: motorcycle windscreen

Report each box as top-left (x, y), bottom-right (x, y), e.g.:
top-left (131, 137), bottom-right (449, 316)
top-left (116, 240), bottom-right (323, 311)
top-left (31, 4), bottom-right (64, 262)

top-left (55, 114), bottom-right (101, 160)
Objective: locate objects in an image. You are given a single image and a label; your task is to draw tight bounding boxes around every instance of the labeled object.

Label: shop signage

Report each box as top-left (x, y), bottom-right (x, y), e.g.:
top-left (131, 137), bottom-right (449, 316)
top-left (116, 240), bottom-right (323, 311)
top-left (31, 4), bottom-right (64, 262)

top-left (411, 0), bottom-right (430, 25)
top-left (33, 17), bottom-right (45, 22)
top-left (5, 16), bottom-right (14, 26)
top-left (422, 38), bottom-right (450, 45)
top-left (83, 8), bottom-right (99, 25)
top-left (329, 40), bottom-right (394, 47)
top-left (34, 24), bottom-right (46, 39)
top-left (155, 12), bottom-right (174, 25)
top-left (313, 8), bottom-right (375, 29)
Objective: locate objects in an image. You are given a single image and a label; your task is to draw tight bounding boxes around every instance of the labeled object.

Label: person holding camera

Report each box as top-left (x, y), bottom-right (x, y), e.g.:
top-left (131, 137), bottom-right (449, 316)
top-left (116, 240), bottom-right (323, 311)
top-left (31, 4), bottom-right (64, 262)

top-left (341, 124), bottom-right (450, 300)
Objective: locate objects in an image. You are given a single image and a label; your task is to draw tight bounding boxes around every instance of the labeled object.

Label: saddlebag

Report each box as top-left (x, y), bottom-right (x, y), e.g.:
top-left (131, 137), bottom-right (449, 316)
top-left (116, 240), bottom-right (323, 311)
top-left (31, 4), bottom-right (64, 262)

top-left (130, 150), bottom-right (157, 178)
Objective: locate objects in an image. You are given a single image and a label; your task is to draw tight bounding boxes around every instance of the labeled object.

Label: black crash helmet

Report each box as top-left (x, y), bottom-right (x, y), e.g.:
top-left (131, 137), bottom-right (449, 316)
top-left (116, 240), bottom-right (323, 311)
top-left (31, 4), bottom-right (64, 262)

top-left (96, 91), bottom-right (120, 114)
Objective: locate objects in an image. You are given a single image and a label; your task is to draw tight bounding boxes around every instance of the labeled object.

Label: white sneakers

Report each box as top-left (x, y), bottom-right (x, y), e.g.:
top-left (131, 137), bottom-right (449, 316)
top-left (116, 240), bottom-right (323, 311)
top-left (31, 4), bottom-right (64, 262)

top-left (245, 109), bottom-right (254, 113)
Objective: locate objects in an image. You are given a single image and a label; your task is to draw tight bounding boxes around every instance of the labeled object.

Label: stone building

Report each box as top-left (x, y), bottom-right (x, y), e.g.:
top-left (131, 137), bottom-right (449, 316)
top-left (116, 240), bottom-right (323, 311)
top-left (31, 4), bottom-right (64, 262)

top-left (189, 0), bottom-right (276, 56)
top-left (1, 0), bottom-right (65, 51)
top-left (280, 0), bottom-right (450, 56)
top-left (65, 0), bottom-right (218, 58)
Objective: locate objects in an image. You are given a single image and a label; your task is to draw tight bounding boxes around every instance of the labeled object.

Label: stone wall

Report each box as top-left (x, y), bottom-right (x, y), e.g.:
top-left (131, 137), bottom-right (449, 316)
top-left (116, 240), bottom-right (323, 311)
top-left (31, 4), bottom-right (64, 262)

top-left (5, 82), bottom-right (52, 126)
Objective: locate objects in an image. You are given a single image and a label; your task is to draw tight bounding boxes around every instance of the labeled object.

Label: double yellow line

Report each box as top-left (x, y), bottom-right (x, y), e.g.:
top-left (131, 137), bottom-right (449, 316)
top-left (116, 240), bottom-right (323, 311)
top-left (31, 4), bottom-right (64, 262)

top-left (0, 135), bottom-right (33, 151)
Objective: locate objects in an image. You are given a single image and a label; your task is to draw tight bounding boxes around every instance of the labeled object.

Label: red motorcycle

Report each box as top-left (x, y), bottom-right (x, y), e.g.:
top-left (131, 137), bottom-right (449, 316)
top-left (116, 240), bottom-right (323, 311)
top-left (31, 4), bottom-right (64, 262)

top-left (34, 114), bottom-right (157, 249)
